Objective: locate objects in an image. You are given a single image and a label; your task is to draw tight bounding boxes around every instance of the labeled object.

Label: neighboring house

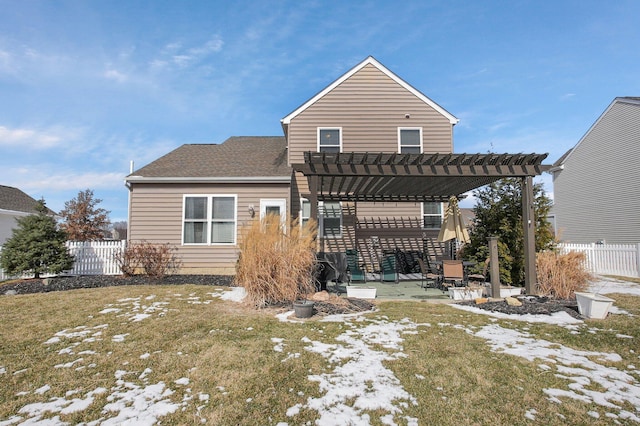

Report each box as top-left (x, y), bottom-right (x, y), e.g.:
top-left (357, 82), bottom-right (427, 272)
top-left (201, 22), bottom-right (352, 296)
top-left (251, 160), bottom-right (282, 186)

top-left (0, 185), bottom-right (43, 244)
top-left (126, 56), bottom-right (549, 276)
top-left (550, 97), bottom-right (640, 244)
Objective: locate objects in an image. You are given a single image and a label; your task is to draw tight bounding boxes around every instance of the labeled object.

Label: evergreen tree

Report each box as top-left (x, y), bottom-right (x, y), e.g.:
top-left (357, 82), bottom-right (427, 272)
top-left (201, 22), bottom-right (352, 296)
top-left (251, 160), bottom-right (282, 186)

top-left (460, 178), bottom-right (555, 286)
top-left (1, 199), bottom-right (74, 278)
top-left (59, 189), bottom-right (111, 241)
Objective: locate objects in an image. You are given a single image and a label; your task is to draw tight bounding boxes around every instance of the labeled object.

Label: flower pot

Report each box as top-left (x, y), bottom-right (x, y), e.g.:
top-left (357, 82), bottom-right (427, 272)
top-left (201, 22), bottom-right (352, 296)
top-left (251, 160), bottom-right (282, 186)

top-left (484, 285), bottom-right (522, 298)
top-left (293, 300), bottom-right (315, 318)
top-left (575, 292), bottom-right (614, 319)
top-left (448, 287), bottom-right (484, 301)
top-left (346, 286), bottom-right (377, 299)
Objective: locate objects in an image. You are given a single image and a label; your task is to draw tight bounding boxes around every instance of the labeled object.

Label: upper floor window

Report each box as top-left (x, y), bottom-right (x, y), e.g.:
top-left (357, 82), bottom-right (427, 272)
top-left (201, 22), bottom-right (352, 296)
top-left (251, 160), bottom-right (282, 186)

top-left (183, 195), bottom-right (237, 245)
top-left (422, 201), bottom-right (442, 229)
top-left (398, 128), bottom-right (422, 154)
top-left (318, 128), bottom-right (342, 153)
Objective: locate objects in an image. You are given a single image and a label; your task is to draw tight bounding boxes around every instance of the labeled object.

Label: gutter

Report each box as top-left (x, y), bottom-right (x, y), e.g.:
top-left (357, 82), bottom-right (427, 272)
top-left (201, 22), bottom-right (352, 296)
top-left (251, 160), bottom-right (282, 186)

top-left (124, 176), bottom-right (292, 184)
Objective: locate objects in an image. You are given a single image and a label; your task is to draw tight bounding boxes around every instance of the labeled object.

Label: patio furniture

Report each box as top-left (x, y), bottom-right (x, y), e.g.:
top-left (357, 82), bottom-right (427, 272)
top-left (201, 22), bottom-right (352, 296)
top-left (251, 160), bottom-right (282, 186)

top-left (441, 259), bottom-right (466, 288)
top-left (417, 258), bottom-right (440, 289)
top-left (468, 258), bottom-right (490, 284)
top-left (381, 253), bottom-right (398, 282)
top-left (345, 249), bottom-right (366, 283)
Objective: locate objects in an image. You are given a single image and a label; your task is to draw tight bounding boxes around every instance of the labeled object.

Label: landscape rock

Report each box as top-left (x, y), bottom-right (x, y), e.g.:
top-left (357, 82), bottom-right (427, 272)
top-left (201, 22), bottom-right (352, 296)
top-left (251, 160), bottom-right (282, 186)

top-left (505, 296), bottom-right (523, 307)
top-left (474, 297), bottom-right (489, 305)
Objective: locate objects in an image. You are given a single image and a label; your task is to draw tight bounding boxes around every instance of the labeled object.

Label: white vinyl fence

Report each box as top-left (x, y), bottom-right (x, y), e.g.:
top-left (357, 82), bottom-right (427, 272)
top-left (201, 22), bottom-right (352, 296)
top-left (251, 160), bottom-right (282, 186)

top-left (0, 240), bottom-right (126, 280)
top-left (557, 243), bottom-right (640, 278)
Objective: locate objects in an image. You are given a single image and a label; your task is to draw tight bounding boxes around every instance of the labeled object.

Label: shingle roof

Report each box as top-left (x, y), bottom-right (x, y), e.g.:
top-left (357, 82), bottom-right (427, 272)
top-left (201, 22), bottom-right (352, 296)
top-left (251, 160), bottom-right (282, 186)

top-left (130, 136), bottom-right (290, 178)
top-left (0, 185), bottom-right (42, 214)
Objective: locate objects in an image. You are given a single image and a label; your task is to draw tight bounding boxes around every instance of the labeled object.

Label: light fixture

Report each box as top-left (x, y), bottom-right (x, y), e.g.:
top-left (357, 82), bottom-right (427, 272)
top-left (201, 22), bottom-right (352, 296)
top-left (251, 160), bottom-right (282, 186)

top-left (248, 205), bottom-right (255, 218)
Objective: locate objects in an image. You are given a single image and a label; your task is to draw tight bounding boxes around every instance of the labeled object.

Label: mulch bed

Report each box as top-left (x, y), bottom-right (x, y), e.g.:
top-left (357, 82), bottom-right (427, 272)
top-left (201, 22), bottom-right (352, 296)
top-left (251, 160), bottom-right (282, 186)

top-left (0, 275), bottom-right (233, 296)
top-left (457, 295), bottom-right (582, 319)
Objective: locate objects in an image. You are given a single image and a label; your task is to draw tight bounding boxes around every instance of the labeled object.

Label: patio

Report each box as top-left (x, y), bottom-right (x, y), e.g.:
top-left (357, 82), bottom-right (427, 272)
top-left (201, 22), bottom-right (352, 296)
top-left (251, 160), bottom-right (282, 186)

top-left (325, 275), bottom-right (454, 302)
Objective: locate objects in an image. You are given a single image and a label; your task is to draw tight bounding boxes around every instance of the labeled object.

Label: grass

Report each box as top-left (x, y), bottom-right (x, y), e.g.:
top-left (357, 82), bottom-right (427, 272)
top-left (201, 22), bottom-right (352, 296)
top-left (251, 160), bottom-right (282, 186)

top-left (1, 283), bottom-right (639, 425)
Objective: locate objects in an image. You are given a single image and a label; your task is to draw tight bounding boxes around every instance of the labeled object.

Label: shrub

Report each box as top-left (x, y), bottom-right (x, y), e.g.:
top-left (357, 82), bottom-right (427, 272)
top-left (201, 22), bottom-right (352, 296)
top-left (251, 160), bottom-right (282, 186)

top-left (235, 214), bottom-right (318, 308)
top-left (536, 250), bottom-right (594, 299)
top-left (114, 242), bottom-right (182, 279)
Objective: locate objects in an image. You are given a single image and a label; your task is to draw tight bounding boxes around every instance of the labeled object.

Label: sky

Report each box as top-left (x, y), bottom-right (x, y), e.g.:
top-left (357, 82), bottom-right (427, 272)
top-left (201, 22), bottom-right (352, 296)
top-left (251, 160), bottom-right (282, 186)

top-left (1, 0), bottom-right (639, 222)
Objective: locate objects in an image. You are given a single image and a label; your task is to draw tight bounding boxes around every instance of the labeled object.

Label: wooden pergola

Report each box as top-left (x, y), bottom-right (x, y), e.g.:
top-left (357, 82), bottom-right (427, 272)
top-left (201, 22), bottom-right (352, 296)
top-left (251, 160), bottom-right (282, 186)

top-left (292, 151), bottom-right (552, 295)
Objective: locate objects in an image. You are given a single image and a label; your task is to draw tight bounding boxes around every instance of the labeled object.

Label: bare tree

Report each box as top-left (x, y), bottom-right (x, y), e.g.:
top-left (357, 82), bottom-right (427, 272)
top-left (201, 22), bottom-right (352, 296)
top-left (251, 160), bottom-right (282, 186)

top-left (59, 189), bottom-right (111, 241)
top-left (112, 221), bottom-right (128, 240)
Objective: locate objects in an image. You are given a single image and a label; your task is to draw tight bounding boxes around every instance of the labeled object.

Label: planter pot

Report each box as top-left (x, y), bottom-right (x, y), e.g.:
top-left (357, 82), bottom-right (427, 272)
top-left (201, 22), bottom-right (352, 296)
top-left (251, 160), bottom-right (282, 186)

top-left (448, 287), bottom-right (484, 301)
top-left (346, 286), bottom-right (377, 299)
top-left (575, 292), bottom-right (615, 319)
top-left (293, 300), bottom-right (315, 318)
top-left (484, 285), bottom-right (522, 298)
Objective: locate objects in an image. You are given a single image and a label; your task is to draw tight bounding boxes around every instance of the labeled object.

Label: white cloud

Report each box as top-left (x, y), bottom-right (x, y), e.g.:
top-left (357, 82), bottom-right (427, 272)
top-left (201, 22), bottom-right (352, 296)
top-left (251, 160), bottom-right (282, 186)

top-left (10, 171), bottom-right (125, 192)
top-left (0, 125), bottom-right (75, 149)
top-left (151, 36), bottom-right (224, 70)
top-left (104, 68), bottom-right (128, 83)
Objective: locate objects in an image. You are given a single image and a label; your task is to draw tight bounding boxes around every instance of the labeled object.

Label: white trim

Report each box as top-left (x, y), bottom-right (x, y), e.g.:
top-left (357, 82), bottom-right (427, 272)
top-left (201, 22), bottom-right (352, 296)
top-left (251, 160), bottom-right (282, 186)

top-left (281, 56), bottom-right (458, 125)
top-left (260, 199), bottom-right (287, 222)
top-left (398, 127), bottom-right (423, 153)
top-left (182, 194), bottom-right (237, 246)
top-left (317, 127), bottom-right (342, 152)
top-left (0, 208), bottom-right (32, 217)
top-left (126, 176), bottom-right (290, 184)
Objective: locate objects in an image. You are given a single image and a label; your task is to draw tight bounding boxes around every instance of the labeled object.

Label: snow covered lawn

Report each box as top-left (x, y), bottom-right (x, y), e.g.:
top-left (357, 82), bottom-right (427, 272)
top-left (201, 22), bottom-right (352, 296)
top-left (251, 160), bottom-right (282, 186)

top-left (0, 277), bottom-right (639, 425)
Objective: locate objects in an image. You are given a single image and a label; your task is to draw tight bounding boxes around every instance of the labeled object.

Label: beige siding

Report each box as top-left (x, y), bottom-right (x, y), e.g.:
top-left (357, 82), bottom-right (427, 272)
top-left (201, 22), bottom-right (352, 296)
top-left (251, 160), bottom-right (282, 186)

top-left (129, 182), bottom-right (290, 273)
top-left (288, 63), bottom-right (453, 164)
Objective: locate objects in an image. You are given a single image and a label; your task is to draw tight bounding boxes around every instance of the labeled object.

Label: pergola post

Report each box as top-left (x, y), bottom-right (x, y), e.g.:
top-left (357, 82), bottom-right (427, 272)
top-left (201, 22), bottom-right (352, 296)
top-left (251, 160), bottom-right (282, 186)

top-left (522, 176), bottom-right (537, 295)
top-left (488, 236), bottom-right (500, 299)
top-left (308, 175), bottom-right (322, 251)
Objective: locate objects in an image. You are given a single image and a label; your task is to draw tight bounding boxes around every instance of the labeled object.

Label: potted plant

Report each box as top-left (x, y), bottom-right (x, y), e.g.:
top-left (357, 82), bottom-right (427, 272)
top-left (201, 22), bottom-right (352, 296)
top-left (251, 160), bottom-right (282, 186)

top-left (574, 292), bottom-right (615, 319)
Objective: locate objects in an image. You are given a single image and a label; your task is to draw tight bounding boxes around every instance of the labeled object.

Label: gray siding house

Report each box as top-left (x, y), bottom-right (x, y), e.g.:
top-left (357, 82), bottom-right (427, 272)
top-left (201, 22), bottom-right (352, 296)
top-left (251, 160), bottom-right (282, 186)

top-left (0, 185), bottom-right (43, 244)
top-left (550, 97), bottom-right (640, 244)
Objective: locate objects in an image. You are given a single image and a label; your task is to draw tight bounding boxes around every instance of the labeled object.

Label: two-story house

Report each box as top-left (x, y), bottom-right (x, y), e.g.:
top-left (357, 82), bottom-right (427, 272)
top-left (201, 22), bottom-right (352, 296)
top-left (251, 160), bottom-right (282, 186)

top-left (126, 56), bottom-right (549, 289)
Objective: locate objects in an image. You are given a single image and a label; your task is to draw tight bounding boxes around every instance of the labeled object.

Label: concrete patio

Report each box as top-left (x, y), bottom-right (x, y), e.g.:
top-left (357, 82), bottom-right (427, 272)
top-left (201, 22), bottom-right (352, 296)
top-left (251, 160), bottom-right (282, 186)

top-left (325, 275), bottom-right (454, 303)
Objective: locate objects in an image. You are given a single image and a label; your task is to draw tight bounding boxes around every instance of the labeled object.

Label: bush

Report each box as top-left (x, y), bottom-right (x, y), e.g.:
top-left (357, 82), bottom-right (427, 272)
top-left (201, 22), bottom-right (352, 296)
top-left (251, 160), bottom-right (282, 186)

top-left (114, 242), bottom-right (182, 279)
top-left (536, 251), bottom-right (594, 299)
top-left (235, 215), bottom-right (318, 308)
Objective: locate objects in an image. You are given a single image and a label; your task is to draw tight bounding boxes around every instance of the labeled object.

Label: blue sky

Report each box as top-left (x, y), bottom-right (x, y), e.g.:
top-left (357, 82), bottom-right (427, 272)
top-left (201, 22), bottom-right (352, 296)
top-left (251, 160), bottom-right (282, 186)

top-left (1, 0), bottom-right (638, 222)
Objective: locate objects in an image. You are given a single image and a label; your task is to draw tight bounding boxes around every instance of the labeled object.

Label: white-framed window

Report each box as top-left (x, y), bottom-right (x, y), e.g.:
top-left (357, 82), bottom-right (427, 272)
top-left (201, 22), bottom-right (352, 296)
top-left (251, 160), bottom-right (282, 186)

top-left (300, 198), bottom-right (311, 227)
top-left (301, 199), bottom-right (342, 237)
top-left (422, 201), bottom-right (442, 229)
top-left (260, 199), bottom-right (286, 222)
top-left (398, 128), bottom-right (422, 154)
top-left (318, 128), bottom-right (342, 153)
top-left (182, 195), bottom-right (237, 245)
top-left (320, 201), bottom-right (342, 237)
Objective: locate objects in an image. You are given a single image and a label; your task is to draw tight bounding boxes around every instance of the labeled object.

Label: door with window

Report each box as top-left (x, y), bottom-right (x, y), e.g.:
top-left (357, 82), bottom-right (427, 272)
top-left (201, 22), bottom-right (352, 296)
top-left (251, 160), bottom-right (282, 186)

top-left (260, 199), bottom-right (286, 222)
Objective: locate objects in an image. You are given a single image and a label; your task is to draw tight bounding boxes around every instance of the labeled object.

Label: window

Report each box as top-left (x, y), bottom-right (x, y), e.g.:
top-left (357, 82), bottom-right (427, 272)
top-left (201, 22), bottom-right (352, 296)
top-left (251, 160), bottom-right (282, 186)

top-left (183, 195), bottom-right (237, 244)
top-left (398, 128), bottom-right (422, 154)
top-left (318, 128), bottom-right (341, 153)
top-left (422, 202), bottom-right (442, 228)
top-left (320, 201), bottom-right (342, 237)
top-left (299, 200), bottom-right (342, 237)
top-left (300, 198), bottom-right (311, 227)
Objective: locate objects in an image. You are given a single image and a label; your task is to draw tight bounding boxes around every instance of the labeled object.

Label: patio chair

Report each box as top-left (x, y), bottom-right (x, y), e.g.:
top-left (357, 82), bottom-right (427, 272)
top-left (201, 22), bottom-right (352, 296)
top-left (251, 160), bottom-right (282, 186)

top-left (381, 253), bottom-right (398, 282)
top-left (468, 258), bottom-right (490, 284)
top-left (417, 258), bottom-right (440, 289)
top-left (345, 249), bottom-right (366, 283)
top-left (441, 259), bottom-right (465, 288)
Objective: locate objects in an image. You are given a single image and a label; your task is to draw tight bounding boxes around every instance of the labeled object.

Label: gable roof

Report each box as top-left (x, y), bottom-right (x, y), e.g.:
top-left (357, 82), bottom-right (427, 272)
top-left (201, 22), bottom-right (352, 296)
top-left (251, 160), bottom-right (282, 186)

top-left (553, 97), bottom-right (640, 169)
top-left (127, 136), bottom-right (290, 183)
top-left (280, 56), bottom-right (459, 126)
top-left (0, 185), bottom-right (42, 214)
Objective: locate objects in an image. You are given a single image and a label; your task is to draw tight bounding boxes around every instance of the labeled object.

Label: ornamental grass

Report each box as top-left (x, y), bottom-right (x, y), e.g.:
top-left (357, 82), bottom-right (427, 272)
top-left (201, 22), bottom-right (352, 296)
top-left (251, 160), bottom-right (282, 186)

top-left (536, 250), bottom-right (594, 299)
top-left (235, 214), bottom-right (318, 307)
